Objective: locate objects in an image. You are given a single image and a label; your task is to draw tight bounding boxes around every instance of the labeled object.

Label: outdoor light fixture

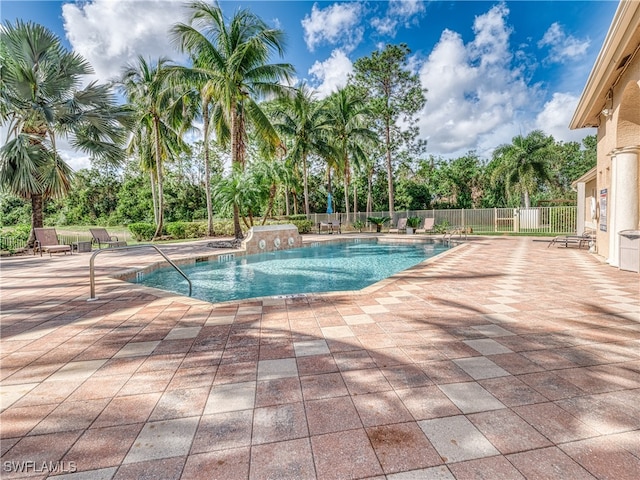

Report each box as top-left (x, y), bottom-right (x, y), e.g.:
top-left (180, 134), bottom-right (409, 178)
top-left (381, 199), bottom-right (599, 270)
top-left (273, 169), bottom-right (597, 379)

top-left (601, 89), bottom-right (614, 117)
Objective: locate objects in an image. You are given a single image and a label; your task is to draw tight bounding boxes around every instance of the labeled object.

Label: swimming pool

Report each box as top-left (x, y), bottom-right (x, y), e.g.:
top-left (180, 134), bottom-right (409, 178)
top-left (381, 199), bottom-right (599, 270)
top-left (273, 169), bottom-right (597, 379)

top-left (133, 239), bottom-right (449, 303)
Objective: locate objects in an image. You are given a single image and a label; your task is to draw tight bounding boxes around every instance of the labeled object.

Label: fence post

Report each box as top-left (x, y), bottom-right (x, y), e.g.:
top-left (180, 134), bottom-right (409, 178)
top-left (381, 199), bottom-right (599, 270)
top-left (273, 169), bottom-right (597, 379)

top-left (513, 208), bottom-right (519, 233)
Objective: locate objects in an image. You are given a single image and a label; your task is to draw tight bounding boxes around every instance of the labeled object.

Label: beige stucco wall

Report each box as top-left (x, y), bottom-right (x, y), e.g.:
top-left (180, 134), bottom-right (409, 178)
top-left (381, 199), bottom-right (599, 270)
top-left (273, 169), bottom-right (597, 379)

top-left (594, 54), bottom-right (640, 259)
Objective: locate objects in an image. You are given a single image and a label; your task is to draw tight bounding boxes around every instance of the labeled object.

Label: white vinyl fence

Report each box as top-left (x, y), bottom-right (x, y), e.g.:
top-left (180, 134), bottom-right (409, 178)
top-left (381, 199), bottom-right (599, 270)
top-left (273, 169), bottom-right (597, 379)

top-left (1, 207), bottom-right (576, 254)
top-left (309, 206), bottom-right (577, 235)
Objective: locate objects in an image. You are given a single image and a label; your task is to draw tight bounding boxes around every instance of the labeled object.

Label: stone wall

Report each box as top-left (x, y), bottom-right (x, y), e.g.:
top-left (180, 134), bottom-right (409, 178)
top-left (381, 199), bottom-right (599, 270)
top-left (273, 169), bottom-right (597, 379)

top-left (241, 224), bottom-right (302, 255)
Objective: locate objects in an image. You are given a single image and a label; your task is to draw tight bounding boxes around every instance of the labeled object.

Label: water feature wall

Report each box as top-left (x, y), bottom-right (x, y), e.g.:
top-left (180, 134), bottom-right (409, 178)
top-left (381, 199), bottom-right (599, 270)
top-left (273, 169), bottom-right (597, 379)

top-left (241, 224), bottom-right (302, 255)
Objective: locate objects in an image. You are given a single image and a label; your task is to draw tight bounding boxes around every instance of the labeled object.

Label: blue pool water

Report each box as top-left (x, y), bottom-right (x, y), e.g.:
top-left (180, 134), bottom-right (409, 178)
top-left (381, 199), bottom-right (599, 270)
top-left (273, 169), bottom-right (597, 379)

top-left (133, 239), bottom-right (449, 303)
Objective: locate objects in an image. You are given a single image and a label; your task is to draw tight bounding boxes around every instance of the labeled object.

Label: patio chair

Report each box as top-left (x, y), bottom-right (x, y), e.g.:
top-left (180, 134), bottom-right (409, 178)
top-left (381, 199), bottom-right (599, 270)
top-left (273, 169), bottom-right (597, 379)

top-left (33, 228), bottom-right (72, 257)
top-left (317, 221), bottom-right (341, 234)
top-left (416, 217), bottom-right (436, 234)
top-left (388, 217), bottom-right (407, 233)
top-left (318, 222), bottom-right (331, 234)
top-left (90, 228), bottom-right (127, 249)
top-left (547, 230), bottom-right (595, 249)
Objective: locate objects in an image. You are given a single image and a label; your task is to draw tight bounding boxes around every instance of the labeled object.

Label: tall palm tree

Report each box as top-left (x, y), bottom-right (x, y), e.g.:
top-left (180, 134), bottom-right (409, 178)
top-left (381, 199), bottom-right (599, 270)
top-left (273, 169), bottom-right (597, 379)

top-left (491, 130), bottom-right (554, 208)
top-left (0, 20), bottom-right (129, 245)
top-left (171, 0), bottom-right (294, 240)
top-left (325, 87), bottom-right (377, 223)
top-left (270, 84), bottom-right (333, 216)
top-left (119, 56), bottom-right (192, 240)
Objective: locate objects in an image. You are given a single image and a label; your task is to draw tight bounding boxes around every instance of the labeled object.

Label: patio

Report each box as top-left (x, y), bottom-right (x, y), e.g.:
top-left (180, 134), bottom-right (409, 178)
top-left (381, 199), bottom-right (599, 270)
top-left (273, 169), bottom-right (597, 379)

top-left (1, 235), bottom-right (639, 479)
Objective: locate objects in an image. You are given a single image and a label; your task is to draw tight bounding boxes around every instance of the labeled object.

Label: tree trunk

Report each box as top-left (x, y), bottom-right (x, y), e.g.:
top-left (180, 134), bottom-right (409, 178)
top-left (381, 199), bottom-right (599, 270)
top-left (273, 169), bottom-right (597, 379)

top-left (524, 190), bottom-right (531, 209)
top-left (27, 194), bottom-right (44, 248)
top-left (150, 171), bottom-right (158, 225)
top-left (203, 104), bottom-right (214, 236)
top-left (343, 176), bottom-right (349, 223)
top-left (233, 202), bottom-right (243, 239)
top-left (353, 182), bottom-right (357, 220)
top-left (385, 118), bottom-right (394, 216)
top-left (230, 106), bottom-right (244, 240)
top-left (302, 152), bottom-right (310, 216)
top-left (262, 183), bottom-right (277, 225)
top-left (343, 154), bottom-right (350, 223)
top-left (152, 115), bottom-right (164, 241)
top-left (367, 169), bottom-right (373, 216)
top-left (285, 188), bottom-right (290, 216)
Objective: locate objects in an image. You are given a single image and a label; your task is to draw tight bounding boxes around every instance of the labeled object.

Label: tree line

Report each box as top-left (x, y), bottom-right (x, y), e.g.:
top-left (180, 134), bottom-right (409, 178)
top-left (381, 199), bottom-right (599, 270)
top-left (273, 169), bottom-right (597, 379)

top-left (0, 2), bottom-right (595, 243)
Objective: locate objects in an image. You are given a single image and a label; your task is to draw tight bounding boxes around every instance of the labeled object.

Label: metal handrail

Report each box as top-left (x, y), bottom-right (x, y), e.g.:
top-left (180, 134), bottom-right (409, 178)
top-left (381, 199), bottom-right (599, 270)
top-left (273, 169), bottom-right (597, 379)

top-left (88, 244), bottom-right (192, 301)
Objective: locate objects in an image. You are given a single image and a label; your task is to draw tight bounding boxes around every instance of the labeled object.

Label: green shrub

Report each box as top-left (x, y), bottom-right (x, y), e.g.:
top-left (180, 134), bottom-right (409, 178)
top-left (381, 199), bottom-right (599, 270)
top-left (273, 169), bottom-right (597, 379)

top-left (165, 222), bottom-right (188, 239)
top-left (184, 222), bottom-right (207, 239)
top-left (434, 220), bottom-right (450, 234)
top-left (407, 216), bottom-right (421, 229)
top-left (212, 219), bottom-right (235, 236)
top-left (281, 219), bottom-right (313, 234)
top-left (367, 216), bottom-right (390, 233)
top-left (128, 222), bottom-right (156, 241)
top-left (0, 224), bottom-right (30, 241)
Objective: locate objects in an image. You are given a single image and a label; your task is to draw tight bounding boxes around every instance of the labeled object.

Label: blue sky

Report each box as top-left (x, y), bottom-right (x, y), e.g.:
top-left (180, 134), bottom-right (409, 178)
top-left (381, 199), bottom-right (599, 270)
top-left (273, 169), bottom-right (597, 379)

top-left (2, 0), bottom-right (620, 168)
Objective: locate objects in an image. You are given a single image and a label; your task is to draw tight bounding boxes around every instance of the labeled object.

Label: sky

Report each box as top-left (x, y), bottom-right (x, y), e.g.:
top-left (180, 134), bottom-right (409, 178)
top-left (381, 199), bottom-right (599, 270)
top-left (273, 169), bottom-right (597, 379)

top-left (2, 0), bottom-right (620, 170)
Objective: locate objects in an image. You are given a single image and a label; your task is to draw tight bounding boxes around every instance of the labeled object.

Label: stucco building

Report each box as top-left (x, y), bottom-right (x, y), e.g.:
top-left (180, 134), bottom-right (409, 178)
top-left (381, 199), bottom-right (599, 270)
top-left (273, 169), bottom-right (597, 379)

top-left (570, 0), bottom-right (640, 271)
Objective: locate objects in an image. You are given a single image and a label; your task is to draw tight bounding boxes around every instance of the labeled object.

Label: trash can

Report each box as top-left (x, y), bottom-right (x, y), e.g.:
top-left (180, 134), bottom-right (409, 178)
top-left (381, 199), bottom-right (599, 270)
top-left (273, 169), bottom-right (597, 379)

top-left (619, 230), bottom-right (640, 273)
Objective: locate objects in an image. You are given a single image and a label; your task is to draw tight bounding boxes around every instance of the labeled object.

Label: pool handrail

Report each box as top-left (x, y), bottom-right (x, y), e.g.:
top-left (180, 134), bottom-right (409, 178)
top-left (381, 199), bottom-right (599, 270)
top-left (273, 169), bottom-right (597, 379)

top-left (88, 244), bottom-right (192, 301)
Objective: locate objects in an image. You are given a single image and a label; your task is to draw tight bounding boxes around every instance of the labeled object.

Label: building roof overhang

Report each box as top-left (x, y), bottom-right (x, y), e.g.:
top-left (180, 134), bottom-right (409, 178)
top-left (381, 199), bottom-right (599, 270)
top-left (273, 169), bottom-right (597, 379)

top-left (570, 1), bottom-right (640, 130)
top-left (571, 166), bottom-right (598, 189)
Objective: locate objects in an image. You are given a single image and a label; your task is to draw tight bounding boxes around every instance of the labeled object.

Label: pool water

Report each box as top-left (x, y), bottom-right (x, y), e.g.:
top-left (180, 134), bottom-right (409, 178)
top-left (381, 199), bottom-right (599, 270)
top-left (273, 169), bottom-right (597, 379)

top-left (133, 239), bottom-right (449, 303)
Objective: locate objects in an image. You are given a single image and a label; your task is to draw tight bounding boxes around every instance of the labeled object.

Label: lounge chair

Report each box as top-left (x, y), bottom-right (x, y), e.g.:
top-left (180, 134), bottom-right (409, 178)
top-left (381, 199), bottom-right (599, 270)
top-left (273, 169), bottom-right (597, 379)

top-left (416, 218), bottom-right (436, 234)
top-left (389, 217), bottom-right (407, 233)
top-left (90, 228), bottom-right (127, 249)
top-left (547, 230), bottom-right (595, 249)
top-left (330, 221), bottom-right (341, 234)
top-left (33, 228), bottom-right (72, 257)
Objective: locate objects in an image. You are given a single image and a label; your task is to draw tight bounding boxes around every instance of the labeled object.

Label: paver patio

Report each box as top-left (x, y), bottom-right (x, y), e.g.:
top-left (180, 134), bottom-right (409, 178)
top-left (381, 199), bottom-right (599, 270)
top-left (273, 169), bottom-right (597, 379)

top-left (1, 235), bottom-right (639, 479)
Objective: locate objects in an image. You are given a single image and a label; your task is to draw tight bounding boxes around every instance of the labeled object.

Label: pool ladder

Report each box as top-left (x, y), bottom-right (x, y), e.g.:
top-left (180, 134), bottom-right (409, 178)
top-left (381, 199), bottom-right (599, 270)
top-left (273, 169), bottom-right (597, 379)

top-left (88, 244), bottom-right (192, 301)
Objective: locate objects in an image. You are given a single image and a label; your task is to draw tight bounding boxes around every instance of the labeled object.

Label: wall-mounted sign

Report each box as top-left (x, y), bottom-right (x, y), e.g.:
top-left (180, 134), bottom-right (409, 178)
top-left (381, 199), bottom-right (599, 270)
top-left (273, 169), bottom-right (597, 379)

top-left (599, 189), bottom-right (607, 232)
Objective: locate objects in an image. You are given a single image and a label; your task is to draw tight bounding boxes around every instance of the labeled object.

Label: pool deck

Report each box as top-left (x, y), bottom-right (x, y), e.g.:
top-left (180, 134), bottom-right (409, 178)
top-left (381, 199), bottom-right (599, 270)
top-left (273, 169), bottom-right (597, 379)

top-left (1, 235), bottom-right (639, 479)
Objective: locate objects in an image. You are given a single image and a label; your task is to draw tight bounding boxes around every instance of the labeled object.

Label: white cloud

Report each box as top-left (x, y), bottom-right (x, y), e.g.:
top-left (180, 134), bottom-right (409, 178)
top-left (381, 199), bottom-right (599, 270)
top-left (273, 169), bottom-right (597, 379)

top-left (417, 3), bottom-right (535, 157)
top-left (372, 0), bottom-right (425, 36)
top-left (371, 16), bottom-right (398, 37)
top-left (538, 22), bottom-right (590, 64)
top-left (308, 49), bottom-right (353, 98)
top-left (389, 0), bottom-right (426, 18)
top-left (301, 2), bottom-right (363, 52)
top-left (62, 0), bottom-right (187, 83)
top-left (535, 92), bottom-right (594, 142)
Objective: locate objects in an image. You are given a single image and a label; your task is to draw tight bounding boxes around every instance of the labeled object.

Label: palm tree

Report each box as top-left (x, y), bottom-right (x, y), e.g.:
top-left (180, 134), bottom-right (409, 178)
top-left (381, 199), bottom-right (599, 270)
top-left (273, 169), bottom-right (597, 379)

top-left (171, 1), bottom-right (294, 240)
top-left (270, 84), bottom-right (333, 215)
top-left (212, 163), bottom-right (262, 230)
top-left (0, 20), bottom-right (129, 245)
top-left (491, 130), bottom-right (554, 208)
top-left (325, 87), bottom-right (377, 223)
top-left (119, 56), bottom-right (192, 240)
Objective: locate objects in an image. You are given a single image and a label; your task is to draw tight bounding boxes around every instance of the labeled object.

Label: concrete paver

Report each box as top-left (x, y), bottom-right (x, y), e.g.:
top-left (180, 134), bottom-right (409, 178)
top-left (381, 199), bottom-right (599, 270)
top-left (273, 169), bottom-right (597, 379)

top-left (1, 235), bottom-right (639, 478)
